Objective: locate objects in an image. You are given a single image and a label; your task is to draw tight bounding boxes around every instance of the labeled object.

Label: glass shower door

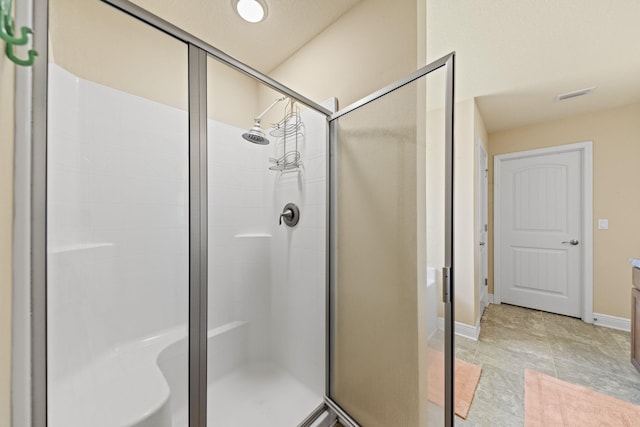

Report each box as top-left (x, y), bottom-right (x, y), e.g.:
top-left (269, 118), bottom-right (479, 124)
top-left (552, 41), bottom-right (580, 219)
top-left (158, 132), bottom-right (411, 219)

top-left (46, 1), bottom-right (190, 425)
top-left (328, 54), bottom-right (455, 427)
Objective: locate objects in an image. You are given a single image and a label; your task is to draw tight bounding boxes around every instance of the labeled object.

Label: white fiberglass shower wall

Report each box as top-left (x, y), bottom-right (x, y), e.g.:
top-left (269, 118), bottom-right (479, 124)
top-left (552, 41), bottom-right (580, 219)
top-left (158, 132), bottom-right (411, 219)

top-left (47, 60), bottom-right (190, 426)
top-left (46, 1), bottom-right (327, 425)
top-left (206, 56), bottom-right (328, 425)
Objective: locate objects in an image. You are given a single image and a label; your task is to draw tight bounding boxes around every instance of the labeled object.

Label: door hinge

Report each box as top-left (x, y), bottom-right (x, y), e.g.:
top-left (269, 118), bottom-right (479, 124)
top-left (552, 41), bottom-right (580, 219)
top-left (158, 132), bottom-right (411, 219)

top-left (442, 267), bottom-right (451, 303)
top-left (484, 224), bottom-right (488, 232)
top-left (485, 278), bottom-right (488, 287)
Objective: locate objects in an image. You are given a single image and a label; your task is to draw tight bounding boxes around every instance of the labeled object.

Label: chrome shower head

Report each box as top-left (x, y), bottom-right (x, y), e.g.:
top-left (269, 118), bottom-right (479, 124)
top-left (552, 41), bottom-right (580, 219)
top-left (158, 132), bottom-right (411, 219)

top-left (242, 119), bottom-right (270, 145)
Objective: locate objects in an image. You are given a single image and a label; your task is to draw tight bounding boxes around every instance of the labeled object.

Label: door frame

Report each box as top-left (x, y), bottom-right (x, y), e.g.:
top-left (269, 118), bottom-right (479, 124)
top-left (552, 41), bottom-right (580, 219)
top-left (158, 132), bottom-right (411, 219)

top-left (477, 140), bottom-right (489, 317)
top-left (493, 141), bottom-right (593, 322)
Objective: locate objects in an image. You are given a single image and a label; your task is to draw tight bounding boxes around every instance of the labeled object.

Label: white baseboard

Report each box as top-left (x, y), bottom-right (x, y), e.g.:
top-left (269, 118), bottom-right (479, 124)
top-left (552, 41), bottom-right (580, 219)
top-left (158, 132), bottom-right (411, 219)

top-left (487, 293), bottom-right (495, 304)
top-left (592, 312), bottom-right (631, 332)
top-left (438, 318), bottom-right (481, 341)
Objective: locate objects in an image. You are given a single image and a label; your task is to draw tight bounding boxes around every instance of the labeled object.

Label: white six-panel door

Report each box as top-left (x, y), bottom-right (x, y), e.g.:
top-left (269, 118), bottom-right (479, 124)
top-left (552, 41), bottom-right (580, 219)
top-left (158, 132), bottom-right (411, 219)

top-left (497, 149), bottom-right (582, 317)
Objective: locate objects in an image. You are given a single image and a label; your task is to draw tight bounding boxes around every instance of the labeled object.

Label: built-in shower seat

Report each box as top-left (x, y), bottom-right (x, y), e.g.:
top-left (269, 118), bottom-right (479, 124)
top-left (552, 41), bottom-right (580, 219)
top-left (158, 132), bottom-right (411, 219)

top-left (49, 328), bottom-right (184, 427)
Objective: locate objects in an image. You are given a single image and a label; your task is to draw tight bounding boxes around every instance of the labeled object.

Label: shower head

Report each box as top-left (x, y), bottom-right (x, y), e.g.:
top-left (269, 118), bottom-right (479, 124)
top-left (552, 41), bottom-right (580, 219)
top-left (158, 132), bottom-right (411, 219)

top-left (241, 96), bottom-right (287, 145)
top-left (242, 119), bottom-right (270, 145)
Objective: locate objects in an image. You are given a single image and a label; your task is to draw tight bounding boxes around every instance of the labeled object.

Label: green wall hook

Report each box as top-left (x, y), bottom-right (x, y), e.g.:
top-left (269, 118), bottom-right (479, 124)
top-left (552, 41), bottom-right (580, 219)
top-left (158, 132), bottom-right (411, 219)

top-left (1, 0), bottom-right (37, 66)
top-left (6, 40), bottom-right (36, 66)
top-left (1, 14), bottom-right (32, 45)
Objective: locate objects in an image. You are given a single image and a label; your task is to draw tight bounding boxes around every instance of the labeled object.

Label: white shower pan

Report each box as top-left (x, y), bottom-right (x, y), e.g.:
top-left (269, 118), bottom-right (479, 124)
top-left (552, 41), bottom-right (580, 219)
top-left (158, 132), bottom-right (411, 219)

top-left (48, 322), bottom-right (322, 427)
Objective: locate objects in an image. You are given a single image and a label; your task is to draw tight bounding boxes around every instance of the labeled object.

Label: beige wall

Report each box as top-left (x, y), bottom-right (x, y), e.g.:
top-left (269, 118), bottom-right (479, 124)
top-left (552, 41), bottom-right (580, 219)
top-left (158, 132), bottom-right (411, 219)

top-left (50, 0), bottom-right (188, 111)
top-left (0, 42), bottom-right (15, 427)
top-left (488, 103), bottom-right (640, 319)
top-left (206, 57), bottom-right (258, 129)
top-left (260, 0), bottom-right (417, 115)
top-left (453, 100), bottom-right (475, 326)
top-left (50, 0), bottom-right (259, 128)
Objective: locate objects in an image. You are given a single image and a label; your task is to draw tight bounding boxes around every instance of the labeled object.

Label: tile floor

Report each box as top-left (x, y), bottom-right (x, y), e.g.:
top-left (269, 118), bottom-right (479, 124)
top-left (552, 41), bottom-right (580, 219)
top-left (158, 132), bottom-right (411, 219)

top-left (455, 303), bottom-right (640, 426)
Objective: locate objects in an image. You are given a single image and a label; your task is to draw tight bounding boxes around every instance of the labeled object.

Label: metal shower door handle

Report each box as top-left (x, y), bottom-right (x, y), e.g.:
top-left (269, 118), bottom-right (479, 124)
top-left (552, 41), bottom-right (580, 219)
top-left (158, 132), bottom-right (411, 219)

top-left (561, 239), bottom-right (579, 246)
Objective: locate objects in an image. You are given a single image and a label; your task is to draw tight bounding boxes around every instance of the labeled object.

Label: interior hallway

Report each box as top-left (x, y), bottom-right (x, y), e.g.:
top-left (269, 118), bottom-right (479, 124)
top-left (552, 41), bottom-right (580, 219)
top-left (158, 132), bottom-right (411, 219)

top-left (455, 303), bottom-right (639, 426)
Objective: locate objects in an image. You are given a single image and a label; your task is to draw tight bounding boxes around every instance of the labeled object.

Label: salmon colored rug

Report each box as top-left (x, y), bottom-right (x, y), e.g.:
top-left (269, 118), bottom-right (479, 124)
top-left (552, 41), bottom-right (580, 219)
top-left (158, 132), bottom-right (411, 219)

top-left (525, 369), bottom-right (640, 426)
top-left (427, 350), bottom-right (482, 419)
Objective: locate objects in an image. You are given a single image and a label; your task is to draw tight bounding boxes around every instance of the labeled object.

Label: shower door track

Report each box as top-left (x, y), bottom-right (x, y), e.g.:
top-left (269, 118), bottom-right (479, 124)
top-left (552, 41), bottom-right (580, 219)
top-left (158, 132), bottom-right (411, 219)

top-left (30, 0), bottom-right (455, 425)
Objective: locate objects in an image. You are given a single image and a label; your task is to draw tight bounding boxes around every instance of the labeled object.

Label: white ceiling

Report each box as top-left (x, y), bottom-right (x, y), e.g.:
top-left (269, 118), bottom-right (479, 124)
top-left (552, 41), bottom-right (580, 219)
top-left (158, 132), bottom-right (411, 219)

top-left (427, 0), bottom-right (640, 133)
top-left (131, 0), bottom-right (362, 73)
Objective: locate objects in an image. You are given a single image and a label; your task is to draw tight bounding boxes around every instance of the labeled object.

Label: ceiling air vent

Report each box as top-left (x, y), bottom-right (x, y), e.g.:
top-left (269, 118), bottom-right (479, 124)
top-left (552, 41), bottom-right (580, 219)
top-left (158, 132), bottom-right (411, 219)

top-left (555, 87), bottom-right (595, 101)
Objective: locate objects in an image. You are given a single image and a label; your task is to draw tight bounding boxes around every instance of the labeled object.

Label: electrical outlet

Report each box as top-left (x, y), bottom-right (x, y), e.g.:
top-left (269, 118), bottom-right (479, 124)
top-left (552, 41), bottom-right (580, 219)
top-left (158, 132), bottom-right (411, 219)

top-left (598, 219), bottom-right (609, 230)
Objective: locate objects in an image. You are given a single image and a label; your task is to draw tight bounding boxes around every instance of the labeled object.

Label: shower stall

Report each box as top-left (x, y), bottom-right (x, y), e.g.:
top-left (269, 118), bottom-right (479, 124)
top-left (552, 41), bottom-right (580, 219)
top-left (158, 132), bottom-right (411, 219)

top-left (32, 0), bottom-right (455, 426)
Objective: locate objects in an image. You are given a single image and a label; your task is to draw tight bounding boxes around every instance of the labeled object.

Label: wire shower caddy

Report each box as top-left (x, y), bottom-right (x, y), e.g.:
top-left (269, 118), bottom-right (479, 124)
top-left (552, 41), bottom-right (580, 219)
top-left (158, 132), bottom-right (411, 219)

top-left (269, 99), bottom-right (304, 171)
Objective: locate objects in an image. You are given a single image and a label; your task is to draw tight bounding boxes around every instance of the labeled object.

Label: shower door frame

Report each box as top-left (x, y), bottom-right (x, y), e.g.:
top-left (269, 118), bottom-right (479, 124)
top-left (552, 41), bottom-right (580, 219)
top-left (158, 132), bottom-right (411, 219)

top-left (29, 0), bottom-right (455, 425)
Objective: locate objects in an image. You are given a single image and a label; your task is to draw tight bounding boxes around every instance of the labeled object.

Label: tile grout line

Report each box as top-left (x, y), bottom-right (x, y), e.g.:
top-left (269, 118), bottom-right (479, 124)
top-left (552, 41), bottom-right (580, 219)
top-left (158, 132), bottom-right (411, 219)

top-left (539, 312), bottom-right (558, 378)
top-left (608, 329), bottom-right (631, 356)
top-left (603, 330), bottom-right (628, 358)
top-left (547, 335), bottom-right (558, 378)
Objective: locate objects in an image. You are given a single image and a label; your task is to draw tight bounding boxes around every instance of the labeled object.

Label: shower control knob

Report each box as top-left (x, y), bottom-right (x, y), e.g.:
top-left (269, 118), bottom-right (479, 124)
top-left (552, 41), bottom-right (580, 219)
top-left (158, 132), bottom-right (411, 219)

top-left (280, 209), bottom-right (293, 224)
top-left (279, 203), bottom-right (300, 227)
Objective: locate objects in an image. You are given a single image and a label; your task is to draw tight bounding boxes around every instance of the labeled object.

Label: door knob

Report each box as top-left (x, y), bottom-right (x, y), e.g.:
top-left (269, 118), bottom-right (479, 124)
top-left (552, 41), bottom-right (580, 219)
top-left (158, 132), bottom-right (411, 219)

top-left (561, 239), bottom-right (579, 246)
top-left (479, 242), bottom-right (486, 246)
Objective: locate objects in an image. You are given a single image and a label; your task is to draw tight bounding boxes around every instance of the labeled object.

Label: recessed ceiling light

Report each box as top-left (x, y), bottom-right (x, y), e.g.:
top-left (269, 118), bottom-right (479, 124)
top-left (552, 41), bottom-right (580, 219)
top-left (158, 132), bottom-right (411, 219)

top-left (555, 87), bottom-right (596, 102)
top-left (234, 0), bottom-right (268, 23)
